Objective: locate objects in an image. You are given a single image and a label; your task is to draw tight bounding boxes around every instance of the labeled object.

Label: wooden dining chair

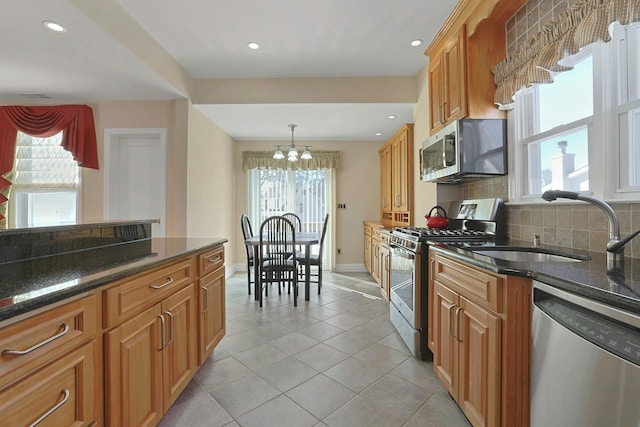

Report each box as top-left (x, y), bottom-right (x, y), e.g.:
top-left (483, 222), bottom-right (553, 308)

top-left (258, 216), bottom-right (299, 307)
top-left (282, 212), bottom-right (302, 231)
top-left (298, 213), bottom-right (329, 294)
top-left (240, 214), bottom-right (254, 295)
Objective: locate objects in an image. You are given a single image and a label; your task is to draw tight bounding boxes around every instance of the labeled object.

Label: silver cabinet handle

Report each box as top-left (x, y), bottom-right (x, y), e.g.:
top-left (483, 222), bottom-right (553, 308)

top-left (453, 307), bottom-right (463, 341)
top-left (149, 277), bottom-right (173, 289)
top-left (28, 389), bottom-right (70, 427)
top-left (430, 258), bottom-right (436, 282)
top-left (158, 315), bottom-right (166, 350)
top-left (2, 323), bottom-right (69, 356)
top-left (201, 286), bottom-right (209, 313)
top-left (208, 256), bottom-right (222, 263)
top-left (164, 311), bottom-right (175, 347)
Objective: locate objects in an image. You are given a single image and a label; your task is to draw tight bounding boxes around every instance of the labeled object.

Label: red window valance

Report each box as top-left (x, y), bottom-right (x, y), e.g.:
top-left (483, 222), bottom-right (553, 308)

top-left (0, 104), bottom-right (99, 223)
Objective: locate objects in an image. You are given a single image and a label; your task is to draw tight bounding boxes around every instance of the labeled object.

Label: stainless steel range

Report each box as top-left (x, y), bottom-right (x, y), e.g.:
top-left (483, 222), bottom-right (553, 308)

top-left (389, 198), bottom-right (506, 359)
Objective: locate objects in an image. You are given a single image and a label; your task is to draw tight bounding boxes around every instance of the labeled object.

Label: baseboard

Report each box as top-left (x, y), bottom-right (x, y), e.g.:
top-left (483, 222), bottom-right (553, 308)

top-left (335, 264), bottom-right (368, 273)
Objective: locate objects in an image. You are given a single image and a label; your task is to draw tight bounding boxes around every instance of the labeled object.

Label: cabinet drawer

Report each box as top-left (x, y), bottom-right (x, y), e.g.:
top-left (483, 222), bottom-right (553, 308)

top-left (0, 295), bottom-right (96, 389)
top-left (104, 258), bottom-right (194, 328)
top-left (198, 246), bottom-right (224, 277)
top-left (433, 254), bottom-right (504, 313)
top-left (0, 340), bottom-right (95, 426)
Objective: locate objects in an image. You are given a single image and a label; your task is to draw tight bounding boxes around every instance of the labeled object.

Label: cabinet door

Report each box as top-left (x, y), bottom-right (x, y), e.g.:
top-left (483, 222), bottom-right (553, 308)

top-left (443, 27), bottom-right (467, 123)
top-left (0, 341), bottom-right (95, 427)
top-left (457, 295), bottom-right (501, 427)
top-left (162, 283), bottom-right (197, 409)
top-left (392, 131), bottom-right (410, 212)
top-left (429, 52), bottom-right (445, 133)
top-left (105, 304), bottom-right (164, 427)
top-left (380, 144), bottom-right (392, 215)
top-left (372, 236), bottom-right (381, 283)
top-left (199, 266), bottom-right (226, 364)
top-left (433, 282), bottom-right (458, 396)
top-left (364, 234), bottom-right (372, 274)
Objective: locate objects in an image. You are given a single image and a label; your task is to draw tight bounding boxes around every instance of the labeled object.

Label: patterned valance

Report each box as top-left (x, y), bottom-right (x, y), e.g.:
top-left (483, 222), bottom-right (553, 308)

top-left (242, 150), bottom-right (340, 171)
top-left (492, 0), bottom-right (640, 110)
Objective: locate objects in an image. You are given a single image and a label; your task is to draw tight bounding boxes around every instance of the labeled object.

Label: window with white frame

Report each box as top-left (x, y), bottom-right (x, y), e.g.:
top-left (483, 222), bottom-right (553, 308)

top-left (9, 131), bottom-right (80, 227)
top-left (510, 22), bottom-right (640, 201)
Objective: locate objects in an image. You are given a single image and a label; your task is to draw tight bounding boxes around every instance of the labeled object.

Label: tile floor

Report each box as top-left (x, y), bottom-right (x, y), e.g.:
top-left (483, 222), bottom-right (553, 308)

top-left (158, 272), bottom-right (472, 427)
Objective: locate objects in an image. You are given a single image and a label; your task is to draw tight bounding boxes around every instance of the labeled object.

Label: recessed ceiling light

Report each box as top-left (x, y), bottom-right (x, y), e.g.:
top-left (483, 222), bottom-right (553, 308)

top-left (410, 39), bottom-right (423, 47)
top-left (388, 115), bottom-right (396, 119)
top-left (247, 42), bottom-right (260, 50)
top-left (43, 21), bottom-right (67, 33)
top-left (376, 132), bottom-right (383, 136)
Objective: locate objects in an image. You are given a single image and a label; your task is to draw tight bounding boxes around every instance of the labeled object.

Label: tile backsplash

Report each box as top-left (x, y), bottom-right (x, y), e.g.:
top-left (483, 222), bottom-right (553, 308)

top-left (459, 176), bottom-right (640, 258)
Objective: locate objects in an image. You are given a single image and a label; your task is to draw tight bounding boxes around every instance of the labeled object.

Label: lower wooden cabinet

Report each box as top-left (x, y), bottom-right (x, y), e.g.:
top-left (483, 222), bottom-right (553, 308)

top-left (0, 340), bottom-right (96, 426)
top-left (105, 283), bottom-right (197, 427)
top-left (198, 265), bottom-right (226, 364)
top-left (429, 249), bottom-right (532, 427)
top-left (379, 234), bottom-right (391, 301)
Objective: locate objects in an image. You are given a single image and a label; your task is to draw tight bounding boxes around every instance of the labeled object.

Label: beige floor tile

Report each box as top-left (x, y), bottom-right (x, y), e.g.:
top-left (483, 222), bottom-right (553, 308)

top-left (256, 357), bottom-right (319, 392)
top-left (158, 380), bottom-right (233, 427)
top-left (361, 374), bottom-right (431, 413)
top-left (286, 374), bottom-right (356, 419)
top-left (390, 357), bottom-right (442, 393)
top-left (352, 342), bottom-right (409, 371)
top-left (236, 395), bottom-right (318, 427)
top-left (322, 357), bottom-right (389, 393)
top-left (298, 321), bottom-right (345, 341)
top-left (207, 372), bottom-right (280, 418)
top-left (323, 395), bottom-right (408, 427)
top-left (234, 342), bottom-right (289, 371)
top-left (376, 331), bottom-right (412, 355)
top-left (218, 330), bottom-right (266, 355)
top-left (404, 388), bottom-right (472, 427)
top-left (323, 331), bottom-right (373, 355)
top-left (323, 312), bottom-right (368, 330)
top-left (195, 355), bottom-right (253, 391)
top-left (294, 343), bottom-right (349, 372)
top-left (270, 332), bottom-right (319, 355)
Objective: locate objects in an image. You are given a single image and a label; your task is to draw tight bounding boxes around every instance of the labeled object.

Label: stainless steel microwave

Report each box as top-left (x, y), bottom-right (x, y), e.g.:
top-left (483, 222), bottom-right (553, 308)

top-left (420, 118), bottom-right (507, 183)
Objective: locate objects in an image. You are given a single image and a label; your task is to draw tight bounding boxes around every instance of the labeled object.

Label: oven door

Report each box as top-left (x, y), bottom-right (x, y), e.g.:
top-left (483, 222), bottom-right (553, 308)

top-left (389, 244), bottom-right (420, 329)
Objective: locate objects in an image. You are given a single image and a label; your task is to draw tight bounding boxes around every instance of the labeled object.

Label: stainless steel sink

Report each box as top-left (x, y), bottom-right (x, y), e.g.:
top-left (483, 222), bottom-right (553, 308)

top-left (469, 247), bottom-right (589, 263)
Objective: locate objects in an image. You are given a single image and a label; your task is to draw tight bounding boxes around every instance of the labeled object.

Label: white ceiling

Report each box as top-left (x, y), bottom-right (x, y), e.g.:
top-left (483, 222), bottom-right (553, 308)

top-left (0, 0), bottom-right (458, 141)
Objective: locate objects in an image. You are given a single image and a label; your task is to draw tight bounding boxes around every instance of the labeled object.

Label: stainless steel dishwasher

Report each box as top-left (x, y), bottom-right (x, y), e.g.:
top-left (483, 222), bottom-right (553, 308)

top-left (531, 281), bottom-right (640, 427)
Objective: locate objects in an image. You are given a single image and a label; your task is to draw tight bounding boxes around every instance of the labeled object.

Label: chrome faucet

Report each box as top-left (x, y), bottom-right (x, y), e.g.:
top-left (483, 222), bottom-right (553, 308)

top-left (541, 190), bottom-right (640, 269)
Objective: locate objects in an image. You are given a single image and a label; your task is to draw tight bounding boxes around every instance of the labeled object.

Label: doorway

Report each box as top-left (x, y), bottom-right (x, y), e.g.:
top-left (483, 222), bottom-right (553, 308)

top-left (104, 129), bottom-right (167, 237)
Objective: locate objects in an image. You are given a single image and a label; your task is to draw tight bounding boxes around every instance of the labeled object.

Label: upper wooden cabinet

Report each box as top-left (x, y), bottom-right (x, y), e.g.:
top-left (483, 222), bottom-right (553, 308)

top-left (425, 0), bottom-right (527, 135)
top-left (380, 124), bottom-right (413, 227)
top-left (428, 26), bottom-right (467, 134)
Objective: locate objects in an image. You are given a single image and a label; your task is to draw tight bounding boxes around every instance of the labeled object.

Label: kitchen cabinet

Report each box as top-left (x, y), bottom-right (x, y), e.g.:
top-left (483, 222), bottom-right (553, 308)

top-left (424, 0), bottom-right (528, 135)
top-left (103, 256), bottom-right (201, 427)
top-left (428, 249), bottom-right (532, 427)
top-left (380, 124), bottom-right (414, 227)
top-left (197, 246), bottom-right (226, 364)
top-left (371, 229), bottom-right (381, 283)
top-left (0, 295), bottom-right (98, 426)
top-left (364, 223), bottom-right (373, 274)
top-left (379, 231), bottom-right (391, 301)
top-left (428, 26), bottom-right (466, 134)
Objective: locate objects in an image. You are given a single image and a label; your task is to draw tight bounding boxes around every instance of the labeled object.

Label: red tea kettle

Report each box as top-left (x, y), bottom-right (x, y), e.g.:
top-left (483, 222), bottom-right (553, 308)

top-left (425, 206), bottom-right (449, 229)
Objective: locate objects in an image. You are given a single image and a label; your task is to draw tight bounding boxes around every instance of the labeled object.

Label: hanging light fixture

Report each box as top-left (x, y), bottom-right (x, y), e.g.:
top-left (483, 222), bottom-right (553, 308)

top-left (273, 124), bottom-right (311, 162)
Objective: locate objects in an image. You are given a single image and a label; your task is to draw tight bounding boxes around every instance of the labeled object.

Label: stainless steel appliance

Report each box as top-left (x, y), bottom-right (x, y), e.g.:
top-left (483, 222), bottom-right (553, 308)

top-left (389, 198), bottom-right (506, 359)
top-left (420, 118), bottom-right (507, 183)
top-left (531, 281), bottom-right (640, 427)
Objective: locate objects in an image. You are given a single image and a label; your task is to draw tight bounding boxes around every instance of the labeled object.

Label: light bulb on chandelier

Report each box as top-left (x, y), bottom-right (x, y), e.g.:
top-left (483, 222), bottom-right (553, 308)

top-left (273, 124), bottom-right (311, 162)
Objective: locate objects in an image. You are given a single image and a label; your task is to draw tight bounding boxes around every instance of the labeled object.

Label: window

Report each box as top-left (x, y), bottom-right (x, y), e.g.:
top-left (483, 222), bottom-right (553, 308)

top-left (511, 22), bottom-right (640, 201)
top-left (247, 168), bottom-right (331, 257)
top-left (9, 131), bottom-right (80, 227)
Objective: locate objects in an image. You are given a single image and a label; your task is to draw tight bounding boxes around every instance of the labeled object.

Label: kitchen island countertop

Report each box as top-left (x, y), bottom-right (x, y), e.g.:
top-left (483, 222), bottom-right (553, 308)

top-left (0, 237), bottom-right (227, 322)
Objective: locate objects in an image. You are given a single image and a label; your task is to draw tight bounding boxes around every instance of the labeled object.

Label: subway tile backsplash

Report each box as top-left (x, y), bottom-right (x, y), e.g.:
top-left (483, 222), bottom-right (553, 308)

top-left (459, 176), bottom-right (640, 258)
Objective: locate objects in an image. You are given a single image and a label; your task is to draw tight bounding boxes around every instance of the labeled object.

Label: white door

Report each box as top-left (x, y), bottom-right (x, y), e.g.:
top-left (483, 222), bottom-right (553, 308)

top-left (104, 129), bottom-right (167, 237)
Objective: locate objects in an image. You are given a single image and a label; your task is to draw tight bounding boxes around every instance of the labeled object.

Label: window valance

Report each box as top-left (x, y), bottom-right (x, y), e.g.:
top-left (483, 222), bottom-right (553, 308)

top-left (492, 0), bottom-right (640, 110)
top-left (242, 150), bottom-right (340, 171)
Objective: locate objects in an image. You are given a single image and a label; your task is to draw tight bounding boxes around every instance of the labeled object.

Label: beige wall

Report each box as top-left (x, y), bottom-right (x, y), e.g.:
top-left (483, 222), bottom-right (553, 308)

top-left (233, 139), bottom-right (384, 271)
top-left (186, 104), bottom-right (236, 260)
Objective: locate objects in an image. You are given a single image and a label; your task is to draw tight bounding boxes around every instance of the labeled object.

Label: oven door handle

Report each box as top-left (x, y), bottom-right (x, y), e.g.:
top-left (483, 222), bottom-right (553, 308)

top-left (390, 244), bottom-right (415, 260)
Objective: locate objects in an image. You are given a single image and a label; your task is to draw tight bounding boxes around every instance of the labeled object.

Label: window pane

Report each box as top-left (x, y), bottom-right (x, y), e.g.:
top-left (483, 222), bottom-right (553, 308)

top-left (27, 191), bottom-right (77, 227)
top-left (527, 127), bottom-right (589, 195)
top-left (625, 107), bottom-right (640, 187)
top-left (257, 169), bottom-right (289, 223)
top-left (538, 56), bottom-right (593, 133)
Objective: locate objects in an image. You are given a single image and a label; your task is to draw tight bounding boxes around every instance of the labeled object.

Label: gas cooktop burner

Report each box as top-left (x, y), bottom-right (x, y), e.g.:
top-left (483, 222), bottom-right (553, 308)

top-left (392, 226), bottom-right (494, 243)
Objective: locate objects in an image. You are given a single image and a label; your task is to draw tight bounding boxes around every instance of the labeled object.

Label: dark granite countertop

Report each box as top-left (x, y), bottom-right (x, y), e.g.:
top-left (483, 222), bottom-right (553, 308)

top-left (0, 237), bottom-right (227, 322)
top-left (429, 240), bottom-right (640, 315)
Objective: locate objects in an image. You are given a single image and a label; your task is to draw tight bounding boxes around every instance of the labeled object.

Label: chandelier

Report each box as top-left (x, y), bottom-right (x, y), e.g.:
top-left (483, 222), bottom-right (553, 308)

top-left (273, 124), bottom-right (311, 161)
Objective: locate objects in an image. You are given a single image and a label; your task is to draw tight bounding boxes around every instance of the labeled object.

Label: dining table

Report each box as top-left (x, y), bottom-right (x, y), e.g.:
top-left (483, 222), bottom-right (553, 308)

top-left (244, 231), bottom-right (320, 302)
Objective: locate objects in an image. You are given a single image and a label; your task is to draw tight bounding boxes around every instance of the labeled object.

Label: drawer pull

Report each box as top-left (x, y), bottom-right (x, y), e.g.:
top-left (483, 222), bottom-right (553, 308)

top-left (201, 286), bottom-right (209, 313)
top-left (2, 323), bottom-right (69, 356)
top-left (164, 311), bottom-right (175, 347)
top-left (28, 389), bottom-right (70, 427)
top-left (208, 256), bottom-right (222, 263)
top-left (149, 277), bottom-right (173, 289)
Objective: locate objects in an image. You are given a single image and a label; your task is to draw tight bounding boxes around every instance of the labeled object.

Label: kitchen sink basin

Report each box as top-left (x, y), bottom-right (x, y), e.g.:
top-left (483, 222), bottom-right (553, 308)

top-left (469, 247), bottom-right (589, 263)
